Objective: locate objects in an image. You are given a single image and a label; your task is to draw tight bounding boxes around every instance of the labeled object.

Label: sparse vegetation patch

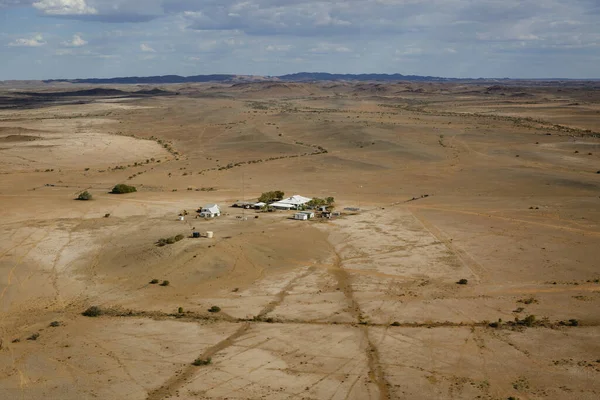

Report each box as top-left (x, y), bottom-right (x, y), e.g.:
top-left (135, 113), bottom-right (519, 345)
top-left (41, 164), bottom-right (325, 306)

top-left (111, 184), bottom-right (137, 194)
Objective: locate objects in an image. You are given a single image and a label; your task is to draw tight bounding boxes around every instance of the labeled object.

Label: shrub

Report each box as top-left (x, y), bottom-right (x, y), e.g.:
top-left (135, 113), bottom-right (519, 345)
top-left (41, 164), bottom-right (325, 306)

top-left (192, 357), bottom-right (212, 366)
top-left (160, 280), bottom-right (170, 286)
top-left (208, 306), bottom-right (221, 313)
top-left (82, 306), bottom-right (102, 317)
top-left (518, 315), bottom-right (536, 327)
top-left (76, 191), bottom-right (92, 201)
top-left (559, 319), bottom-right (579, 327)
top-left (27, 333), bottom-right (40, 341)
top-left (111, 184), bottom-right (137, 194)
top-left (178, 307), bottom-right (184, 314)
top-left (517, 297), bottom-right (537, 305)
top-left (391, 321), bottom-right (401, 326)
top-left (150, 279), bottom-right (159, 284)
top-left (49, 321), bottom-right (61, 327)
top-left (174, 234), bottom-right (185, 242)
top-left (457, 279), bottom-right (468, 285)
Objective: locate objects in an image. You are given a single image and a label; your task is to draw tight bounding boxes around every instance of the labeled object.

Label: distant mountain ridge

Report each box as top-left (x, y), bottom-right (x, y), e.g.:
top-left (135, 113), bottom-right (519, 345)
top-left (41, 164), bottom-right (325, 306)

top-left (45, 74), bottom-right (237, 84)
top-left (44, 72), bottom-right (462, 85)
top-left (277, 72), bottom-right (454, 82)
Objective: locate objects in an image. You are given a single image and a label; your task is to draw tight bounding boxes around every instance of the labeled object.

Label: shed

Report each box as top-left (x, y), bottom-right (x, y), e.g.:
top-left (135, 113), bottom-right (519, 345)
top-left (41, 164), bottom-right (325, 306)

top-left (294, 213), bottom-right (309, 220)
top-left (298, 211), bottom-right (315, 218)
top-left (270, 202), bottom-right (295, 210)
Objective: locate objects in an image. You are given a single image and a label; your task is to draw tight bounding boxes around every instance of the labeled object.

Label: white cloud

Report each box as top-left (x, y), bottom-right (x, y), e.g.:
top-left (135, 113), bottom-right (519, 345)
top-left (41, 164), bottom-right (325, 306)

top-left (9, 34), bottom-right (46, 47)
top-left (33, 0), bottom-right (97, 15)
top-left (266, 44), bottom-right (292, 52)
top-left (140, 43), bottom-right (156, 52)
top-left (62, 34), bottom-right (87, 47)
top-left (310, 43), bottom-right (352, 53)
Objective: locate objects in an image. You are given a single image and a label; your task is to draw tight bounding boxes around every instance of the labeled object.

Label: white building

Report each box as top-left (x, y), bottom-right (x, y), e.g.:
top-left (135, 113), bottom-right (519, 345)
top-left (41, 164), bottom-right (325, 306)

top-left (270, 195), bottom-right (311, 210)
top-left (294, 211), bottom-right (315, 220)
top-left (199, 204), bottom-right (221, 218)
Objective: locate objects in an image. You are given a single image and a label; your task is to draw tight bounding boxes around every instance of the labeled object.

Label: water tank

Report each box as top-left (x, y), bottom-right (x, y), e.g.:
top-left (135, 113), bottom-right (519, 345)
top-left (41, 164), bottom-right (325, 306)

top-left (206, 231), bottom-right (214, 238)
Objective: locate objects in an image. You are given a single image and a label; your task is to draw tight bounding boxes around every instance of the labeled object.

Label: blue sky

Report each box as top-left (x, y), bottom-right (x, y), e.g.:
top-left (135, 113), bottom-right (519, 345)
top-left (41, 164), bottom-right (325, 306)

top-left (1, 0), bottom-right (599, 80)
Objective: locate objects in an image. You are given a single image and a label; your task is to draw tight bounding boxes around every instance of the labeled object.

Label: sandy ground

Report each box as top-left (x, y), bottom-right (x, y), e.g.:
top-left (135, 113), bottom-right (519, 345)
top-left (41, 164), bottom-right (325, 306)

top-left (0, 82), bottom-right (599, 399)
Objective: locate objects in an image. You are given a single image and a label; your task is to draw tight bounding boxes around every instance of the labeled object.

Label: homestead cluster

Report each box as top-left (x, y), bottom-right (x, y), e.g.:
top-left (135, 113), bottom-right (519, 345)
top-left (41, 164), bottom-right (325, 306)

top-left (198, 194), bottom-right (338, 220)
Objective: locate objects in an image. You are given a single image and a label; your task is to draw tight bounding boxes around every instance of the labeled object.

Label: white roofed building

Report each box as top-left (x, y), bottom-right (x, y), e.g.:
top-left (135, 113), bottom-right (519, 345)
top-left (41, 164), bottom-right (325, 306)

top-left (199, 204), bottom-right (221, 218)
top-left (270, 195), bottom-right (311, 210)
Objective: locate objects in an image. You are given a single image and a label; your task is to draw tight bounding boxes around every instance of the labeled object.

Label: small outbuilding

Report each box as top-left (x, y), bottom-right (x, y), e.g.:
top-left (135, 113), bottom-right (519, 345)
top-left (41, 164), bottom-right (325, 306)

top-left (199, 204), bottom-right (221, 218)
top-left (294, 211), bottom-right (314, 220)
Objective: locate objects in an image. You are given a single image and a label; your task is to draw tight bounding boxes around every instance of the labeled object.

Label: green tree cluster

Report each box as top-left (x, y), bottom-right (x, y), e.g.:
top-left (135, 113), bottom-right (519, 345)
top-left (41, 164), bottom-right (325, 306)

top-left (258, 190), bottom-right (285, 203)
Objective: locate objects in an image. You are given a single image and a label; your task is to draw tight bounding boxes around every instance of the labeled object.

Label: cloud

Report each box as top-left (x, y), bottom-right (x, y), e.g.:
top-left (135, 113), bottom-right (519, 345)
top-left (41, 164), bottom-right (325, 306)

top-left (266, 44), bottom-right (292, 52)
top-left (310, 43), bottom-right (352, 53)
top-left (9, 34), bottom-right (46, 47)
top-left (62, 34), bottom-right (87, 47)
top-left (2, 0), bottom-right (600, 79)
top-left (33, 0), bottom-right (97, 15)
top-left (140, 43), bottom-right (156, 52)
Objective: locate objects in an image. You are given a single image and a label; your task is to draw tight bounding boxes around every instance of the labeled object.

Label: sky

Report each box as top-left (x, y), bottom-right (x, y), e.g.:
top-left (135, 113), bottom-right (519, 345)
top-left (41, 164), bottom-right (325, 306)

top-left (1, 0), bottom-right (599, 80)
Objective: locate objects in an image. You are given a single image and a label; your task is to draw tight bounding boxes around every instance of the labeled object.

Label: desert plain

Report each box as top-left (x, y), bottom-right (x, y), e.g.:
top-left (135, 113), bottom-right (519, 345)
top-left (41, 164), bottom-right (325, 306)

top-left (0, 80), bottom-right (599, 399)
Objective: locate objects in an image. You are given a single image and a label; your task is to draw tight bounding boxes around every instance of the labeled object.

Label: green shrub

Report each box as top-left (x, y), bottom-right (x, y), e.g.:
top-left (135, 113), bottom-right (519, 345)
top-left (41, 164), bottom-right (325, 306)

top-left (150, 279), bottom-right (159, 284)
top-left (82, 306), bottom-right (102, 317)
top-left (208, 306), bottom-right (221, 313)
top-left (49, 321), bottom-right (61, 327)
top-left (76, 191), bottom-right (92, 201)
top-left (391, 321), bottom-right (401, 326)
top-left (192, 357), bottom-right (212, 366)
top-left (178, 307), bottom-right (184, 314)
top-left (111, 184), bottom-right (137, 194)
top-left (457, 279), bottom-right (468, 285)
top-left (160, 280), bottom-right (170, 286)
top-left (174, 234), bottom-right (185, 242)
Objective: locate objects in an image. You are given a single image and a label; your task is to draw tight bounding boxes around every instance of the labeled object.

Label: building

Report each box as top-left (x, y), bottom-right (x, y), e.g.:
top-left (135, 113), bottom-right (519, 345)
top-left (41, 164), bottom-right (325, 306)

top-left (232, 201), bottom-right (253, 209)
top-left (270, 202), bottom-right (296, 210)
top-left (270, 195), bottom-right (312, 210)
top-left (199, 204), bottom-right (221, 218)
top-left (294, 211), bottom-right (315, 220)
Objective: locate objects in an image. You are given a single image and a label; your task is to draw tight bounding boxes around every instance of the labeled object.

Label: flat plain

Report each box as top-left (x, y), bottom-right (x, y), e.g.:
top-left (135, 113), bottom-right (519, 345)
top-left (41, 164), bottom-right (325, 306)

top-left (0, 80), bottom-right (599, 399)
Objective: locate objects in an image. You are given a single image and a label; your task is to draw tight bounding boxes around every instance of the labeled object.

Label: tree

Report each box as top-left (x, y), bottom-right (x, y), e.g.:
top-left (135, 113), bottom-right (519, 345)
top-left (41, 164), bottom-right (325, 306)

top-left (258, 190), bottom-right (284, 203)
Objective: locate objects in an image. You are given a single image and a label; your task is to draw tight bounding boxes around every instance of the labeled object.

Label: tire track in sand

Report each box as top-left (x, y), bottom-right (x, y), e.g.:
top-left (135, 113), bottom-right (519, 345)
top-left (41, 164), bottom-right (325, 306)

top-left (146, 265), bottom-right (317, 399)
top-left (328, 244), bottom-right (391, 400)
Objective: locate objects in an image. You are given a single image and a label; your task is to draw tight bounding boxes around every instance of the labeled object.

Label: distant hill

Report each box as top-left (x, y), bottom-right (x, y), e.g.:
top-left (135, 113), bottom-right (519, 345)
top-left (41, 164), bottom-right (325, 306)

top-left (17, 88), bottom-right (171, 97)
top-left (276, 72), bottom-right (454, 82)
top-left (44, 74), bottom-right (236, 84)
top-left (43, 72), bottom-right (460, 85)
